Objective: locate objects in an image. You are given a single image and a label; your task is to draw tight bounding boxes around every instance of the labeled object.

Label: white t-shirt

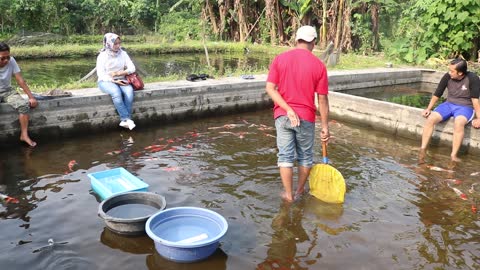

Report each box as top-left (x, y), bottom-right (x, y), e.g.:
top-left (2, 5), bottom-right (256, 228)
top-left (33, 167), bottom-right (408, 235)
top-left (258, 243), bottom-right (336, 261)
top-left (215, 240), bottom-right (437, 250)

top-left (96, 50), bottom-right (135, 82)
top-left (0, 57), bottom-right (20, 93)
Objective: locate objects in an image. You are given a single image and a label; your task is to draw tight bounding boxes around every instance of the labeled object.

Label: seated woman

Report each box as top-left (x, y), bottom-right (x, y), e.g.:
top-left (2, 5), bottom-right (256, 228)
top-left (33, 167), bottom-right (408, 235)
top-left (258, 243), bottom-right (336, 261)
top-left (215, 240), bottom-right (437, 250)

top-left (96, 33), bottom-right (136, 130)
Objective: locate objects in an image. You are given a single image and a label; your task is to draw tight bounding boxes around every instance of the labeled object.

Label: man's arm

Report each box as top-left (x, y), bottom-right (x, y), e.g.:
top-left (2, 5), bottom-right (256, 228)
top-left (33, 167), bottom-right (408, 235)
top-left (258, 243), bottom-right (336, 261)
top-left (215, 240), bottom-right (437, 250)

top-left (14, 72), bottom-right (37, 108)
top-left (471, 98), bottom-right (480, 128)
top-left (265, 81), bottom-right (300, 127)
top-left (422, 95), bottom-right (439, 118)
top-left (317, 94), bottom-right (330, 141)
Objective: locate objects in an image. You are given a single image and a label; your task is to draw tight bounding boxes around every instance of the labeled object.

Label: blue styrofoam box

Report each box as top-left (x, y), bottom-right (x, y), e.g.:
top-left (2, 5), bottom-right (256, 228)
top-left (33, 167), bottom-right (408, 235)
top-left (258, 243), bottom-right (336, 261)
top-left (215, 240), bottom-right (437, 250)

top-left (87, 167), bottom-right (149, 200)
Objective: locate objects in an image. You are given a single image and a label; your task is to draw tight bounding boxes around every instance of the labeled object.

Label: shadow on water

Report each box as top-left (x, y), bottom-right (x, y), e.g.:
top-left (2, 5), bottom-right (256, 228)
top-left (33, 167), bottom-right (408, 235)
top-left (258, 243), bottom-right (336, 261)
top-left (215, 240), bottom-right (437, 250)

top-left (1, 109), bottom-right (480, 269)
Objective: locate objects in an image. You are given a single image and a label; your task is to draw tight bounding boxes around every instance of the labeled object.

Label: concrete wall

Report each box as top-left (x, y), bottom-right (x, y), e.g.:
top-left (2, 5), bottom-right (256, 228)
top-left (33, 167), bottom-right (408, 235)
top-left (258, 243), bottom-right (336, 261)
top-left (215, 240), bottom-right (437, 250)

top-left (2, 68), bottom-right (479, 153)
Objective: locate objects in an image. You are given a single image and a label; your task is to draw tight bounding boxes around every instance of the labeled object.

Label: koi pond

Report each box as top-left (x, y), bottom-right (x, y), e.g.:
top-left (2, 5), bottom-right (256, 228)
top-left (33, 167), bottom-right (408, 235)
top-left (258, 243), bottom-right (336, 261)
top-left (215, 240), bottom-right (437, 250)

top-left (1, 109), bottom-right (479, 269)
top-left (16, 52), bottom-right (273, 88)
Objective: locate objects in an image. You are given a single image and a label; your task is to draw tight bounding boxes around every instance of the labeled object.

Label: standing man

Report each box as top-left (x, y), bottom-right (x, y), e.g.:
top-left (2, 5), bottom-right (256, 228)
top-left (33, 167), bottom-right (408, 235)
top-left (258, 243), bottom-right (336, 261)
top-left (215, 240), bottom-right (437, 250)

top-left (0, 42), bottom-right (38, 147)
top-left (266, 25), bottom-right (330, 202)
top-left (419, 58), bottom-right (480, 162)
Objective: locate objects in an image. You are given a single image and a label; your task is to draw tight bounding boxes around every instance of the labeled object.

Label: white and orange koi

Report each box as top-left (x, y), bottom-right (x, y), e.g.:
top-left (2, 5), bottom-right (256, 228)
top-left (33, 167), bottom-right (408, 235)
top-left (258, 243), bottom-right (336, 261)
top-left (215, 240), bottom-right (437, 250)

top-left (427, 165), bottom-right (454, 173)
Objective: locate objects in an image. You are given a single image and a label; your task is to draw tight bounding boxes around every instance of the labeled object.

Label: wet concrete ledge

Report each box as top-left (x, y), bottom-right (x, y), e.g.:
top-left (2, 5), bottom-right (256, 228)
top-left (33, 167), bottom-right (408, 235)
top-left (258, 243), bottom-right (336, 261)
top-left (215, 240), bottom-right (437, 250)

top-left (1, 68), bottom-right (478, 153)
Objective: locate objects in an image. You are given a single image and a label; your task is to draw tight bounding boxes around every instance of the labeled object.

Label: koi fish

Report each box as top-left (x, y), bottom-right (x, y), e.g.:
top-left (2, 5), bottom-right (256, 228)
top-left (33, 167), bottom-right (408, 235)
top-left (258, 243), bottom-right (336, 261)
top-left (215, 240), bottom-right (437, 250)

top-left (258, 125), bottom-right (274, 131)
top-left (0, 193), bottom-right (19, 204)
top-left (163, 167), bottom-right (180, 172)
top-left (106, 150), bottom-right (122, 155)
top-left (472, 204), bottom-right (478, 214)
top-left (185, 131), bottom-right (199, 137)
top-left (219, 131), bottom-right (251, 138)
top-left (185, 144), bottom-right (193, 149)
top-left (264, 133), bottom-right (276, 138)
top-left (445, 179), bottom-right (462, 185)
top-left (470, 172), bottom-right (480, 176)
top-left (144, 144), bottom-right (166, 150)
top-left (167, 139), bottom-right (175, 143)
top-left (131, 152), bottom-right (142, 157)
top-left (427, 165), bottom-right (454, 173)
top-left (67, 160), bottom-right (78, 172)
top-left (469, 183), bottom-right (477, 194)
top-left (450, 186), bottom-right (468, 200)
top-left (167, 147), bottom-right (177, 152)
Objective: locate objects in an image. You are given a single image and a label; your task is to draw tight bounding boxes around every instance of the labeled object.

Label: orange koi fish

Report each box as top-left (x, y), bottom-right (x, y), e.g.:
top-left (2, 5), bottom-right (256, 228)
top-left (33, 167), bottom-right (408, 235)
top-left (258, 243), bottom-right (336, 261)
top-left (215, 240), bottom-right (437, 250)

top-left (163, 167), bottom-right (180, 172)
top-left (0, 193), bottom-right (19, 204)
top-left (67, 160), bottom-right (78, 172)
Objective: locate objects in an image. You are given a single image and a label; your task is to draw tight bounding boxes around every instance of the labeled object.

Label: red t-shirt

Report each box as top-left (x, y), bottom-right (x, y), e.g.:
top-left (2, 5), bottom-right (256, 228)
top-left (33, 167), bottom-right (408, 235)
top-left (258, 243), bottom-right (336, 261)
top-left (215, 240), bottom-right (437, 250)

top-left (267, 48), bottom-right (328, 122)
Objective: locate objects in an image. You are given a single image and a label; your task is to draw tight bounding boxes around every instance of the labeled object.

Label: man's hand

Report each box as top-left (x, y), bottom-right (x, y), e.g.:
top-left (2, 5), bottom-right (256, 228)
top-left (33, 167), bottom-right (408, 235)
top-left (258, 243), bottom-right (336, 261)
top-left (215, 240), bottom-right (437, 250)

top-left (321, 127), bottom-right (330, 142)
top-left (287, 109), bottom-right (300, 127)
top-left (29, 97), bottom-right (38, 108)
top-left (472, 119), bottom-right (480, 129)
top-left (422, 109), bottom-right (431, 118)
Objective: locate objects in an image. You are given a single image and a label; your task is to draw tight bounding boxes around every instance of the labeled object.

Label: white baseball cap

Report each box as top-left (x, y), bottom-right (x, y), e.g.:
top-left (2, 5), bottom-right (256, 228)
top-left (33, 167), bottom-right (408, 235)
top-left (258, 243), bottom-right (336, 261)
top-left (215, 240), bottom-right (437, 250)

top-left (295, 25), bottom-right (317, 42)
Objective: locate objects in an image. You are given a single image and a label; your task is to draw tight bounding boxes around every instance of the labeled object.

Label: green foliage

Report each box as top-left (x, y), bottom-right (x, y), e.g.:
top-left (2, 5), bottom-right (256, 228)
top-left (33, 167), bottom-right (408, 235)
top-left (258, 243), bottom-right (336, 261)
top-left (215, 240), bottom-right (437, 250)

top-left (351, 13), bottom-right (374, 55)
top-left (387, 0), bottom-right (480, 63)
top-left (158, 11), bottom-right (201, 41)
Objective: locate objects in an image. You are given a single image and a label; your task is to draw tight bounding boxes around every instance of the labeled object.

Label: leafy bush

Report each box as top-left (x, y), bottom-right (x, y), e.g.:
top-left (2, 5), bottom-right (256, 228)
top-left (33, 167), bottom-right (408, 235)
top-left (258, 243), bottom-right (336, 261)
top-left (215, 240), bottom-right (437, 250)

top-left (158, 11), bottom-right (201, 42)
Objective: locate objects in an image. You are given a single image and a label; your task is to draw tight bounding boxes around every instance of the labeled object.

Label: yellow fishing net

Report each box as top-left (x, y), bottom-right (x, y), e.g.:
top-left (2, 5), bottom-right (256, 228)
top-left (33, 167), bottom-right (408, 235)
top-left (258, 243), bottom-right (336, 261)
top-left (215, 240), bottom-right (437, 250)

top-left (309, 164), bottom-right (346, 204)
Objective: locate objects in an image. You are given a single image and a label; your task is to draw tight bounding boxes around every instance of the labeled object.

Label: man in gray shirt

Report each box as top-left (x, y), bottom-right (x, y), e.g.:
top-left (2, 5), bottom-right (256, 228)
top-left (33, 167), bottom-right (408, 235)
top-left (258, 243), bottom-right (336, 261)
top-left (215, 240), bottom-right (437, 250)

top-left (420, 58), bottom-right (480, 162)
top-left (0, 42), bottom-right (38, 147)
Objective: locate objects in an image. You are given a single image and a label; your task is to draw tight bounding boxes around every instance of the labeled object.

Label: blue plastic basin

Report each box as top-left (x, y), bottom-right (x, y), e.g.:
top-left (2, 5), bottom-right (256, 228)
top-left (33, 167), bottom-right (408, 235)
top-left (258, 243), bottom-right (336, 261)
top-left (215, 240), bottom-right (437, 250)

top-left (145, 207), bottom-right (228, 263)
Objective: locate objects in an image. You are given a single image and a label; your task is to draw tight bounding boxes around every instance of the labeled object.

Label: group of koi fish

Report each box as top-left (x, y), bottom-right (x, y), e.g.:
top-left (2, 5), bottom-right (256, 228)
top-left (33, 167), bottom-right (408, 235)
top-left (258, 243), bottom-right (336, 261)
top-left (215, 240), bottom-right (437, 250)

top-left (426, 165), bottom-right (479, 214)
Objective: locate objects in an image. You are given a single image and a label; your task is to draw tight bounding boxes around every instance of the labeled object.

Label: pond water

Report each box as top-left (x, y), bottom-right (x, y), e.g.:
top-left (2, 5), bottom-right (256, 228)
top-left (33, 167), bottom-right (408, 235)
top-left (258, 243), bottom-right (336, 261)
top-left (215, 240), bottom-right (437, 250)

top-left (1, 110), bottom-right (479, 269)
top-left (341, 83), bottom-right (445, 108)
top-left (15, 52), bottom-right (273, 88)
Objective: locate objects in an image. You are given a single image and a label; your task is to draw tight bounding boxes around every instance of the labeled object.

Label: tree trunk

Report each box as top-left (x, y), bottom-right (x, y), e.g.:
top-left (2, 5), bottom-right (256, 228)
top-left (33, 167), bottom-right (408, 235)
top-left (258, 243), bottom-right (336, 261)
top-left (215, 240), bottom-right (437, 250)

top-left (206, 0), bottom-right (219, 38)
top-left (265, 0), bottom-right (277, 45)
top-left (275, 0), bottom-right (286, 44)
top-left (334, 0), bottom-right (344, 49)
top-left (340, 0), bottom-right (352, 52)
top-left (371, 2), bottom-right (380, 51)
top-left (321, 0), bottom-right (328, 48)
top-left (218, 0), bottom-right (227, 40)
top-left (234, 0), bottom-right (248, 42)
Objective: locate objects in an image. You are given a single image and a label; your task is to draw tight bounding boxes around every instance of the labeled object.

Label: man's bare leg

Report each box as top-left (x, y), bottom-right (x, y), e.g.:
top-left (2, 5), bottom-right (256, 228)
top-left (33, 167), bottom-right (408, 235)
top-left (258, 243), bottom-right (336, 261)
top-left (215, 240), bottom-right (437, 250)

top-left (295, 165), bottom-right (311, 199)
top-left (279, 167), bottom-right (294, 202)
top-left (451, 116), bottom-right (468, 162)
top-left (419, 112), bottom-right (442, 163)
top-left (19, 114), bottom-right (36, 147)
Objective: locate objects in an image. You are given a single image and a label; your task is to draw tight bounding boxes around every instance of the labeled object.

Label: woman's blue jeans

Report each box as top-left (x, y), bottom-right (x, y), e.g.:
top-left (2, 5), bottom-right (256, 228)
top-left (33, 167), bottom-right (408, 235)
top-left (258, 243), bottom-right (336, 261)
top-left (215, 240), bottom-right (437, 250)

top-left (98, 81), bottom-right (134, 121)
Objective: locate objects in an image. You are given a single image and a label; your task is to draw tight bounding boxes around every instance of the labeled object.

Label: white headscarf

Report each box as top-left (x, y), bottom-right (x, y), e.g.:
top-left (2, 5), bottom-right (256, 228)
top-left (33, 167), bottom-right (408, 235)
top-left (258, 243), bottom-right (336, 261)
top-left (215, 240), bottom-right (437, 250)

top-left (101, 33), bottom-right (121, 57)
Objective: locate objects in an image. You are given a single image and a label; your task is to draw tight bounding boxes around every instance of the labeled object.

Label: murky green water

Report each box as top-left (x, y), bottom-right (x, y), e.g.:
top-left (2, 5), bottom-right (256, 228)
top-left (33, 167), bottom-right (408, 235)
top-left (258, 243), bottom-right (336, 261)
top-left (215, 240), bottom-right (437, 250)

top-left (15, 52), bottom-right (273, 88)
top-left (1, 110), bottom-right (479, 269)
top-left (342, 83), bottom-right (447, 108)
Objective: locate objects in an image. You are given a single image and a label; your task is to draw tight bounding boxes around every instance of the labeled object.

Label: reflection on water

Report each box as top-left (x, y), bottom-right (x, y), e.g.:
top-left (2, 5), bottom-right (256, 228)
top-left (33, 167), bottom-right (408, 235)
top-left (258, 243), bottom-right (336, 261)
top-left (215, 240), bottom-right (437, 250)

top-left (16, 52), bottom-right (273, 87)
top-left (342, 83), bottom-right (446, 108)
top-left (1, 110), bottom-right (479, 269)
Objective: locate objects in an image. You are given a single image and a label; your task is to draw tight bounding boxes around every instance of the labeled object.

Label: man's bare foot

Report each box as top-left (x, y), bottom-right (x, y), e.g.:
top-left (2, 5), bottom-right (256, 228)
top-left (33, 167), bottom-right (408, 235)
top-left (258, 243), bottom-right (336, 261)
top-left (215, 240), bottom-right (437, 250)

top-left (418, 148), bottom-right (427, 164)
top-left (20, 136), bottom-right (37, 147)
top-left (450, 155), bottom-right (461, 163)
top-left (281, 191), bottom-right (293, 202)
top-left (294, 189), bottom-right (306, 200)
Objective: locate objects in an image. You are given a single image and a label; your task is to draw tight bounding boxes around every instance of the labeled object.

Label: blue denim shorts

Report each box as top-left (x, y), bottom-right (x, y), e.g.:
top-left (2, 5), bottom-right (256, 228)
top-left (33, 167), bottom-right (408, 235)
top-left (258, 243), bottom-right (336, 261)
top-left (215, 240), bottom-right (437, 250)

top-left (434, 102), bottom-right (474, 122)
top-left (275, 116), bottom-right (315, 168)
